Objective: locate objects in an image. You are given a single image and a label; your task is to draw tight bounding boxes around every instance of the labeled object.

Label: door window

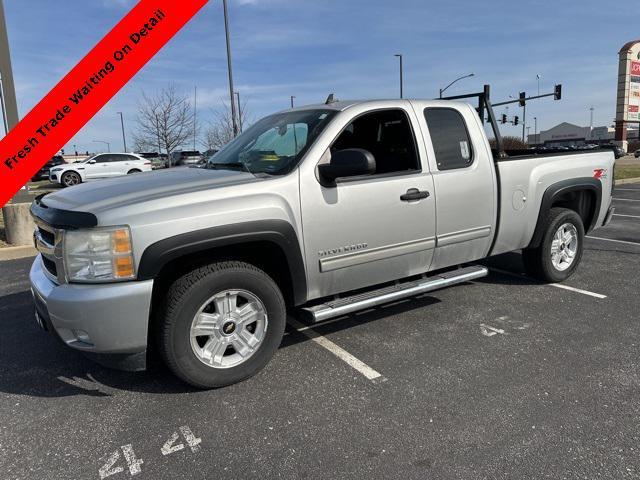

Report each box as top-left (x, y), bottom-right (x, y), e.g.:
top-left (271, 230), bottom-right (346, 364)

top-left (423, 108), bottom-right (474, 170)
top-left (331, 109), bottom-right (419, 175)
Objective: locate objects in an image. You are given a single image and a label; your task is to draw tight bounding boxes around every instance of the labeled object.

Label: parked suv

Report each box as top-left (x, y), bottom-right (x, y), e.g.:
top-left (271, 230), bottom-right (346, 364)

top-left (31, 155), bottom-right (66, 181)
top-left (30, 97), bottom-right (615, 388)
top-left (171, 150), bottom-right (203, 166)
top-left (635, 149), bottom-right (640, 159)
top-left (49, 153), bottom-right (152, 187)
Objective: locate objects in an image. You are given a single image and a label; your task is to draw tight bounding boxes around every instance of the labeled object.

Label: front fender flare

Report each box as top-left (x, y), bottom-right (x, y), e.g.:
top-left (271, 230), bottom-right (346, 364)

top-left (137, 220), bottom-right (308, 305)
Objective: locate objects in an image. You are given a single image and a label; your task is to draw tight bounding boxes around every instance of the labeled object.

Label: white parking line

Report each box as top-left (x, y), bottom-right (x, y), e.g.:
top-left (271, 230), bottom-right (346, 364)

top-left (547, 283), bottom-right (607, 299)
top-left (613, 213), bottom-right (640, 219)
top-left (586, 235), bottom-right (640, 246)
top-left (614, 188), bottom-right (640, 191)
top-left (288, 317), bottom-right (384, 382)
top-left (490, 268), bottom-right (607, 299)
top-left (613, 197), bottom-right (640, 202)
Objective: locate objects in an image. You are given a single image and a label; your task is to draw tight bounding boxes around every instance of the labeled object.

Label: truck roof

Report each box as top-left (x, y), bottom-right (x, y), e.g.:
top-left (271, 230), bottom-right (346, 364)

top-left (284, 98), bottom-right (469, 113)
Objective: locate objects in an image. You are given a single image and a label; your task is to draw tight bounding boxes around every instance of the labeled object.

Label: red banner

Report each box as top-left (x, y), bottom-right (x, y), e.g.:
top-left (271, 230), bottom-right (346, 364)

top-left (0, 0), bottom-right (208, 206)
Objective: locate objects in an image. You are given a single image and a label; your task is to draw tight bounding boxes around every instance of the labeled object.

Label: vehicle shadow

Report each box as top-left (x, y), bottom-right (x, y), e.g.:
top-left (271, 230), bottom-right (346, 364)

top-left (0, 288), bottom-right (441, 398)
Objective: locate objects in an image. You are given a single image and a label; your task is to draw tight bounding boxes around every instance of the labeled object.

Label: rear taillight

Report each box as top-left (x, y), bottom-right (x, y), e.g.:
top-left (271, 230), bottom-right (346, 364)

top-left (144, 162), bottom-right (151, 165)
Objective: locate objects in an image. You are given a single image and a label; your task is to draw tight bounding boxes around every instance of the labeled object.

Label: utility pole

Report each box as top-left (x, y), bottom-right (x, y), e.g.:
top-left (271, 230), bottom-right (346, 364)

top-left (394, 54), bottom-right (403, 99)
top-left (0, 0), bottom-right (18, 132)
top-left (235, 91), bottom-right (242, 132)
top-left (534, 117), bottom-right (538, 143)
top-left (117, 112), bottom-right (127, 152)
top-left (290, 95), bottom-right (295, 108)
top-left (223, 0), bottom-right (239, 137)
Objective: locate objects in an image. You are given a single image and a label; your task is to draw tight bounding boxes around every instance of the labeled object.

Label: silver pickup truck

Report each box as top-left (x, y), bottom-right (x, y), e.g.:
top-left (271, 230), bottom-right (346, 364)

top-left (29, 91), bottom-right (615, 388)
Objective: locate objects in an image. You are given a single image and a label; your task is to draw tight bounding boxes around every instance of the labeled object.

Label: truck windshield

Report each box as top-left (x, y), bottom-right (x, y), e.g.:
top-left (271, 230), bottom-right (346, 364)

top-left (204, 109), bottom-right (337, 175)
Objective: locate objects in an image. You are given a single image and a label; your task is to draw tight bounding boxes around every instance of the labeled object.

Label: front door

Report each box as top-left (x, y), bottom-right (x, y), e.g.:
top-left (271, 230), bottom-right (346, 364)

top-left (300, 106), bottom-right (436, 300)
top-left (84, 154), bottom-right (113, 179)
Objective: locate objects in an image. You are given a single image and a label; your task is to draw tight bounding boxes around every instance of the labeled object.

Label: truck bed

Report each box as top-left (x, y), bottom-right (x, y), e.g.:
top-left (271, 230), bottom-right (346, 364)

top-left (490, 149), bottom-right (615, 257)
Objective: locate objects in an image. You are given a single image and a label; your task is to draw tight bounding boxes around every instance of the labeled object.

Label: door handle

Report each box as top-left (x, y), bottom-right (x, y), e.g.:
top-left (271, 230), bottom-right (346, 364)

top-left (400, 188), bottom-right (430, 201)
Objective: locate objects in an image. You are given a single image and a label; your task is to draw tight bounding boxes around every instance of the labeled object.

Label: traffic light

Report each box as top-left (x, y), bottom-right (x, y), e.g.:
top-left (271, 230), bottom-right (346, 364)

top-left (514, 116), bottom-right (519, 126)
top-left (554, 84), bottom-right (562, 100)
top-left (519, 92), bottom-right (526, 107)
top-left (501, 114), bottom-right (507, 124)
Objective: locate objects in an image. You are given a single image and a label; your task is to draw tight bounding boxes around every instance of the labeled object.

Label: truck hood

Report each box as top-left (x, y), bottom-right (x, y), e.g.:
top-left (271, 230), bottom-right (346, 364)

top-left (42, 167), bottom-right (260, 213)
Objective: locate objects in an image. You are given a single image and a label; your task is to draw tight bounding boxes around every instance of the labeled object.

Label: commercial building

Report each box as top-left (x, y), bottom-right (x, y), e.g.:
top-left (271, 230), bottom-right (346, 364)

top-left (528, 122), bottom-right (639, 147)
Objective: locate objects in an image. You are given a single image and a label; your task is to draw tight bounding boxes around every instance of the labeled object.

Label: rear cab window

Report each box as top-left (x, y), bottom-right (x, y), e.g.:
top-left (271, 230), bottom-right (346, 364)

top-left (424, 108), bottom-right (474, 171)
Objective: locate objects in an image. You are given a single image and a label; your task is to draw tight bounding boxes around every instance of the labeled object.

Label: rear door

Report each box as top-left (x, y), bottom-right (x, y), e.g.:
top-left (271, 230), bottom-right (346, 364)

top-left (415, 103), bottom-right (496, 270)
top-left (299, 105), bottom-right (437, 299)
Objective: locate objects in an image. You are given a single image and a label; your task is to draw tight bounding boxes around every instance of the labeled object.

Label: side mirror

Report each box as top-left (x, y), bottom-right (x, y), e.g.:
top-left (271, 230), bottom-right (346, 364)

top-left (318, 149), bottom-right (375, 186)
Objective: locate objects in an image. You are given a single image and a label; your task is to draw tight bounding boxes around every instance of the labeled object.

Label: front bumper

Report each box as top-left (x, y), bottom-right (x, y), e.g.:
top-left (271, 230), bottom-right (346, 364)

top-left (29, 255), bottom-right (154, 356)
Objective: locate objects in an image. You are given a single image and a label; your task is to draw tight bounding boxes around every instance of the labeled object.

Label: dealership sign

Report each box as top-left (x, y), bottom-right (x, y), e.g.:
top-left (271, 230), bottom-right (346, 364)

top-left (617, 41), bottom-right (640, 128)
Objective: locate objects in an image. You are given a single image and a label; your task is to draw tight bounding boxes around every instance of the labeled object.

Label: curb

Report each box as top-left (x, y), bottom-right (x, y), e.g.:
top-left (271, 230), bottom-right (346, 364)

top-left (0, 245), bottom-right (37, 261)
top-left (615, 177), bottom-right (640, 185)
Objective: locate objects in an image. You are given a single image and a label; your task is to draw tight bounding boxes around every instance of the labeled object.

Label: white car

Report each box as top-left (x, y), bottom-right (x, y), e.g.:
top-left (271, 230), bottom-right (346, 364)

top-left (49, 153), bottom-right (152, 187)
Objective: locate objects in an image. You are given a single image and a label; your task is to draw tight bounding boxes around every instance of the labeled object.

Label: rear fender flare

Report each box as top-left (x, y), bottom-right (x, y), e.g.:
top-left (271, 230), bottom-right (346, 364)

top-left (528, 177), bottom-right (602, 248)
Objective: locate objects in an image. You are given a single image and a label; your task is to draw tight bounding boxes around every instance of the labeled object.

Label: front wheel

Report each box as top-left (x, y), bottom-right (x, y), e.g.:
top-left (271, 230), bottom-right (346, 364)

top-left (61, 171), bottom-right (81, 187)
top-left (522, 207), bottom-right (585, 282)
top-left (158, 261), bottom-right (286, 389)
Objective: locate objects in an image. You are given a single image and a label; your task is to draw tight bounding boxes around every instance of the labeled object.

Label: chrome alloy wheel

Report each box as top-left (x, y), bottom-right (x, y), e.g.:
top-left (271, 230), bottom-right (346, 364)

top-left (550, 222), bottom-right (578, 271)
top-left (63, 172), bottom-right (80, 186)
top-left (189, 289), bottom-right (268, 369)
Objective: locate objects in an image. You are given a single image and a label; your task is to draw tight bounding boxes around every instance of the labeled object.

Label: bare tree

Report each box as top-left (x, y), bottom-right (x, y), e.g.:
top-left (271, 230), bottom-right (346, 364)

top-left (134, 85), bottom-right (195, 164)
top-left (203, 99), bottom-right (250, 152)
top-left (131, 134), bottom-right (155, 153)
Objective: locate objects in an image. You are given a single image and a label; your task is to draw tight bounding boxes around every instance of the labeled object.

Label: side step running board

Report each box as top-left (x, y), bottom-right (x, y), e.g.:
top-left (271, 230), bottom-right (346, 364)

top-left (301, 265), bottom-right (488, 323)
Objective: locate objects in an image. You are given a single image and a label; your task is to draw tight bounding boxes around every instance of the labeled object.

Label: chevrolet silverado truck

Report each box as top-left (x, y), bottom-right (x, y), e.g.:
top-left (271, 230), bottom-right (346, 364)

top-left (30, 88), bottom-right (615, 388)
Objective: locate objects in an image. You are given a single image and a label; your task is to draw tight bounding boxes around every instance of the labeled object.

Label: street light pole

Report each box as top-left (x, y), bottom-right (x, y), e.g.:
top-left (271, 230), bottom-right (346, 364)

top-left (235, 91), bottom-right (242, 132)
top-left (534, 117), bottom-right (538, 143)
top-left (93, 140), bottom-right (110, 153)
top-left (536, 74), bottom-right (541, 96)
top-left (439, 73), bottom-right (475, 98)
top-left (222, 0), bottom-right (239, 137)
top-left (0, 0), bottom-right (19, 131)
top-left (290, 95), bottom-right (295, 109)
top-left (394, 54), bottom-right (403, 99)
top-left (117, 112), bottom-right (127, 152)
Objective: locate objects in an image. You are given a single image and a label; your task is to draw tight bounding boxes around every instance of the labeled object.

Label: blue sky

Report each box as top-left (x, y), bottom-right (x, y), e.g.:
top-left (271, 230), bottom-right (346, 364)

top-left (3, 0), bottom-right (639, 153)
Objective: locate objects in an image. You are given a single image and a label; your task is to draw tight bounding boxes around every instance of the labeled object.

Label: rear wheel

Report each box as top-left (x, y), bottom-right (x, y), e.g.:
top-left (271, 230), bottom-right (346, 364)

top-left (61, 171), bottom-right (81, 187)
top-left (522, 207), bottom-right (584, 282)
top-left (127, 169), bottom-right (142, 174)
top-left (158, 261), bottom-right (286, 389)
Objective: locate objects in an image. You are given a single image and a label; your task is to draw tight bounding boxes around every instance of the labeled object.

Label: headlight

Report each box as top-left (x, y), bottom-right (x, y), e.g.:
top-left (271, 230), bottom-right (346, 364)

top-left (51, 167), bottom-right (62, 172)
top-left (63, 226), bottom-right (135, 282)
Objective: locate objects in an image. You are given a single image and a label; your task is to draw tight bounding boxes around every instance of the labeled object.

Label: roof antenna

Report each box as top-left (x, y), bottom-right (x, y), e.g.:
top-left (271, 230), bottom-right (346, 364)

top-left (325, 93), bottom-right (337, 105)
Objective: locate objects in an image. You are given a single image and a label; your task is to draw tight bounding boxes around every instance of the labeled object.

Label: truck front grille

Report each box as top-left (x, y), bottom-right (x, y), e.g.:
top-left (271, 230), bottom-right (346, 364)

top-left (33, 221), bottom-right (61, 283)
top-left (41, 256), bottom-right (57, 277)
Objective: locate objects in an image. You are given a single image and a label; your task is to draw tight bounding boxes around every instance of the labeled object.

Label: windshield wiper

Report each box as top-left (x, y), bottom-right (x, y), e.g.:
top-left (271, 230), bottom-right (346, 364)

top-left (206, 162), bottom-right (251, 173)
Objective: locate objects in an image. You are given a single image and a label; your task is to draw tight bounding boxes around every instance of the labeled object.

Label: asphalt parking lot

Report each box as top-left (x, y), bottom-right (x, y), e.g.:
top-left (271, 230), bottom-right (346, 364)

top-left (1, 185), bottom-right (639, 480)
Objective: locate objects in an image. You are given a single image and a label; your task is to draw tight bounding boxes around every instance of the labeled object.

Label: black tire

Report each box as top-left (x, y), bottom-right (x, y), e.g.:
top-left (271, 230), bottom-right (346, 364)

top-left (522, 207), bottom-right (585, 283)
top-left (158, 261), bottom-right (286, 389)
top-left (61, 171), bottom-right (81, 187)
top-left (127, 169), bottom-right (141, 174)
